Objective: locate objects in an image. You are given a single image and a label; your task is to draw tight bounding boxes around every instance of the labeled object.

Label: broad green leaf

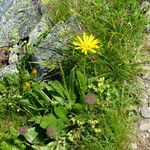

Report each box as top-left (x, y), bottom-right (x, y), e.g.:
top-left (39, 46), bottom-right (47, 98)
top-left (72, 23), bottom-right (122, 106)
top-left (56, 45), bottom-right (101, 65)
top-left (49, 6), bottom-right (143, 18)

top-left (49, 81), bottom-right (65, 98)
top-left (29, 116), bottom-right (42, 124)
top-left (40, 114), bottom-right (57, 129)
top-left (23, 127), bottom-right (38, 143)
top-left (32, 85), bottom-right (52, 103)
top-left (72, 103), bottom-right (84, 112)
top-left (52, 95), bottom-right (64, 104)
top-left (42, 82), bottom-right (53, 91)
top-left (68, 68), bottom-right (76, 103)
top-left (32, 142), bottom-right (57, 150)
top-left (76, 70), bottom-right (87, 94)
top-left (0, 82), bottom-right (5, 90)
top-left (54, 106), bottom-right (68, 118)
top-left (0, 141), bottom-right (19, 150)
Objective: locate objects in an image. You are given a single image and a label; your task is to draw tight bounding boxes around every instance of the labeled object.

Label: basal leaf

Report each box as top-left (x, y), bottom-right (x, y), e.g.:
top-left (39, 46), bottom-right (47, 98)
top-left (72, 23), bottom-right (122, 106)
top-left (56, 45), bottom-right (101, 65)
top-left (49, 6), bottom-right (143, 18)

top-left (40, 114), bottom-right (57, 129)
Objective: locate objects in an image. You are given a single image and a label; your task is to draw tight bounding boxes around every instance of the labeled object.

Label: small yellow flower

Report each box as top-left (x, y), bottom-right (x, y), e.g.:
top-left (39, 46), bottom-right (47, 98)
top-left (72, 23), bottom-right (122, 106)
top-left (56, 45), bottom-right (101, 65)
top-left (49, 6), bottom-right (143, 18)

top-left (94, 128), bottom-right (101, 133)
top-left (77, 120), bottom-right (85, 126)
top-left (31, 68), bottom-right (37, 74)
top-left (25, 82), bottom-right (31, 88)
top-left (73, 32), bottom-right (99, 55)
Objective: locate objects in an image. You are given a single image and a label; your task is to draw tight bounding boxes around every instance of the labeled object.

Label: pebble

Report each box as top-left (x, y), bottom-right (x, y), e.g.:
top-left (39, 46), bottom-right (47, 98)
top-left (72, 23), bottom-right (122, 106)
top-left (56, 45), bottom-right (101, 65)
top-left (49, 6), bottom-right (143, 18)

top-left (130, 143), bottom-right (137, 150)
top-left (142, 73), bottom-right (150, 80)
top-left (147, 130), bottom-right (150, 134)
top-left (141, 1), bottom-right (150, 10)
top-left (139, 122), bottom-right (150, 131)
top-left (141, 107), bottom-right (150, 119)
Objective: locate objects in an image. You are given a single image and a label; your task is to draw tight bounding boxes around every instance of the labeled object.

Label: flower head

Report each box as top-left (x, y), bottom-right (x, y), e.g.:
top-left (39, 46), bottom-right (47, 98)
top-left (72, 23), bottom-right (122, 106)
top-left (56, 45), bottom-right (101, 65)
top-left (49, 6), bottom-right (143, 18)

top-left (18, 126), bottom-right (28, 135)
top-left (31, 68), bottom-right (37, 74)
top-left (25, 82), bottom-right (31, 88)
top-left (73, 32), bottom-right (99, 55)
top-left (46, 128), bottom-right (56, 136)
top-left (85, 93), bottom-right (97, 105)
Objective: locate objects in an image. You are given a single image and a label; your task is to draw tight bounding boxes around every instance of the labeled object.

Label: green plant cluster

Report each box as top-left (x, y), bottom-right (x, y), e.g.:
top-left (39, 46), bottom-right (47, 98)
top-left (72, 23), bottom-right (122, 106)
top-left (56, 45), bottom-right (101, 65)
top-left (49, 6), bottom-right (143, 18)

top-left (0, 0), bottom-right (147, 150)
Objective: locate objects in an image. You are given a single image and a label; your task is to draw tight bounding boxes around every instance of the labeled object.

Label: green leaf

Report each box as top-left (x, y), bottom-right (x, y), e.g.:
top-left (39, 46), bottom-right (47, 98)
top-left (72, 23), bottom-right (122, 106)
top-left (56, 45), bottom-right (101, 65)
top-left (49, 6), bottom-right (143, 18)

top-left (72, 103), bottom-right (84, 112)
top-left (0, 141), bottom-right (19, 150)
top-left (52, 95), bottom-right (64, 104)
top-left (54, 106), bottom-right (68, 118)
top-left (42, 82), bottom-right (53, 91)
top-left (40, 114), bottom-right (57, 129)
top-left (32, 142), bottom-right (57, 150)
top-left (0, 82), bottom-right (5, 90)
top-left (68, 68), bottom-right (76, 103)
top-left (23, 127), bottom-right (38, 143)
top-left (3, 74), bottom-right (19, 85)
top-left (29, 116), bottom-right (42, 124)
top-left (75, 113), bottom-right (89, 122)
top-left (76, 70), bottom-right (87, 97)
top-left (48, 81), bottom-right (65, 98)
top-left (76, 70), bottom-right (87, 91)
top-left (32, 85), bottom-right (52, 103)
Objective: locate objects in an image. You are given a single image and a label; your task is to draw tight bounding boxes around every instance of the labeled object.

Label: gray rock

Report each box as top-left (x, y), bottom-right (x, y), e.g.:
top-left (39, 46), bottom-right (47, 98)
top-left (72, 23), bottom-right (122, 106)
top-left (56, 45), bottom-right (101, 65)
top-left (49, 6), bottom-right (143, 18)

top-left (130, 143), bottom-right (137, 150)
top-left (0, 1), bottom-right (82, 80)
top-left (142, 73), bottom-right (150, 80)
top-left (0, 0), bottom-right (42, 47)
top-left (141, 1), bottom-right (150, 10)
top-left (29, 16), bottom-right (53, 45)
top-left (146, 9), bottom-right (150, 20)
top-left (32, 17), bottom-right (82, 75)
top-left (0, 0), bottom-right (43, 79)
top-left (9, 47), bottom-right (19, 64)
top-left (141, 106), bottom-right (150, 118)
top-left (139, 120), bottom-right (150, 131)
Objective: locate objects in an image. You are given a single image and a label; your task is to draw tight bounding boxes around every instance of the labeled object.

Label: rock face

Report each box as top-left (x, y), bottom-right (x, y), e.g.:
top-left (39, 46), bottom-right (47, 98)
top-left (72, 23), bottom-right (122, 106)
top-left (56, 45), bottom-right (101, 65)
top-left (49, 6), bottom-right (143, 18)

top-left (0, 0), bottom-right (42, 77)
top-left (31, 17), bottom-right (81, 76)
top-left (0, 0), bottom-right (42, 47)
top-left (0, 0), bottom-right (81, 79)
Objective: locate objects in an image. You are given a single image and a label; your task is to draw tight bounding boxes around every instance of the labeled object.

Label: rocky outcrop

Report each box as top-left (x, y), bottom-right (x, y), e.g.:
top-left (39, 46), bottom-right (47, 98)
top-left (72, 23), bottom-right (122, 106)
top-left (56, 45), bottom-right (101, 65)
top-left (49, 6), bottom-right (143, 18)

top-left (0, 0), bottom-right (42, 47)
top-left (30, 17), bottom-right (81, 77)
top-left (0, 0), bottom-right (42, 78)
top-left (0, 0), bottom-right (81, 79)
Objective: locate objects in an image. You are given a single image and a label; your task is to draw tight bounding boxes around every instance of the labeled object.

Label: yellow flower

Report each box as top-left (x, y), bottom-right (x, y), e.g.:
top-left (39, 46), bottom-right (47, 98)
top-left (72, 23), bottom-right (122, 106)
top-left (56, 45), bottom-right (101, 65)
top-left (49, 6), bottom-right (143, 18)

top-left (73, 32), bottom-right (99, 55)
top-left (25, 82), bottom-right (31, 88)
top-left (94, 128), bottom-right (101, 133)
top-left (31, 68), bottom-right (37, 74)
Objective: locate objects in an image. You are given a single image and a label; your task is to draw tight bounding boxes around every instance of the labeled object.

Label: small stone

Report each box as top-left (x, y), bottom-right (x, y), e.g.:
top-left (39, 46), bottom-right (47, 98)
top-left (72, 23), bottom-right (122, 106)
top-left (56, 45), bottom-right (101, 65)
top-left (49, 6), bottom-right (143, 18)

top-left (146, 27), bottom-right (150, 34)
top-left (146, 9), bottom-right (150, 20)
top-left (141, 106), bottom-right (150, 118)
top-left (147, 130), bottom-right (150, 134)
top-left (143, 135), bottom-right (146, 139)
top-left (9, 49), bottom-right (18, 64)
top-left (130, 143), bottom-right (137, 150)
top-left (142, 73), bottom-right (150, 80)
top-left (141, 1), bottom-right (150, 10)
top-left (139, 122), bottom-right (150, 131)
top-left (146, 133), bottom-right (149, 138)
